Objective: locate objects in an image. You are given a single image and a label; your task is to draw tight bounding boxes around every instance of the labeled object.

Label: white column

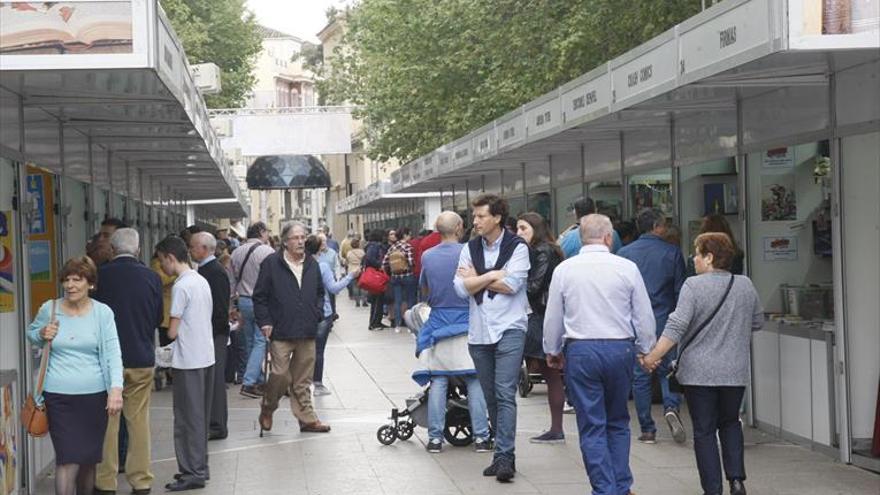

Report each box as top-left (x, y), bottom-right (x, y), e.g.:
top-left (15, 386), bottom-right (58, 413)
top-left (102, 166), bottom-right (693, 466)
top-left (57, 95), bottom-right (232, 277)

top-left (310, 188), bottom-right (320, 232)
top-left (424, 197), bottom-right (442, 230)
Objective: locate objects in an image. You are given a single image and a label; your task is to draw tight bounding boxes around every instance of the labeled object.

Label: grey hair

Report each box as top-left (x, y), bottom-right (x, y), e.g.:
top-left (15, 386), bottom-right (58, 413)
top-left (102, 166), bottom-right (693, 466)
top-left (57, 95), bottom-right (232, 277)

top-left (110, 228), bottom-right (140, 256)
top-left (191, 231), bottom-right (217, 252)
top-left (636, 208), bottom-right (665, 234)
top-left (281, 221), bottom-right (308, 240)
top-left (580, 214), bottom-right (614, 244)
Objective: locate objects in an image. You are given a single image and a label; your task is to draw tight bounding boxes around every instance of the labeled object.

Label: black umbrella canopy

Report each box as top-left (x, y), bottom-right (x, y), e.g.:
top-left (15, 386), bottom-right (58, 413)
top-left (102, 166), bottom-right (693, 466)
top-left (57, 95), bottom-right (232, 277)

top-left (246, 155), bottom-right (331, 190)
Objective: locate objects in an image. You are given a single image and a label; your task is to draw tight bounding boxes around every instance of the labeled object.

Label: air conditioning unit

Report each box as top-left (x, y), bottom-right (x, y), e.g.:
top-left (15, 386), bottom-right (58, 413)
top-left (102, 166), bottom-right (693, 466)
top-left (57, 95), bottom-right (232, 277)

top-left (212, 118), bottom-right (233, 137)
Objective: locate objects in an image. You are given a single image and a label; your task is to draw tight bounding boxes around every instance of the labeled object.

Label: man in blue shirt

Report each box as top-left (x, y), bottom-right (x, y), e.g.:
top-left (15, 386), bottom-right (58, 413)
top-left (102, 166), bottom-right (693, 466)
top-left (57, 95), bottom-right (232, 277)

top-left (415, 212), bottom-right (490, 455)
top-left (617, 208), bottom-right (687, 445)
top-left (454, 194), bottom-right (530, 483)
top-left (559, 197), bottom-right (622, 258)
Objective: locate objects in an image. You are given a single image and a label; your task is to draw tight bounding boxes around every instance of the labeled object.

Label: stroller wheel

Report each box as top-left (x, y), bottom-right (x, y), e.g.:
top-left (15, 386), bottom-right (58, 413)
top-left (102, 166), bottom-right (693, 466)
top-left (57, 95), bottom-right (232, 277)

top-left (518, 365), bottom-right (533, 398)
top-left (396, 420), bottom-right (415, 441)
top-left (377, 424), bottom-right (397, 445)
top-left (443, 422), bottom-right (473, 447)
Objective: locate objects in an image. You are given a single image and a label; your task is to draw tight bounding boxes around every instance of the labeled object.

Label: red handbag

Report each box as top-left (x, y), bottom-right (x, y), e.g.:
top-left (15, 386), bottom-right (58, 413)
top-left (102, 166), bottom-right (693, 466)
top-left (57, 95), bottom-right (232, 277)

top-left (358, 266), bottom-right (390, 295)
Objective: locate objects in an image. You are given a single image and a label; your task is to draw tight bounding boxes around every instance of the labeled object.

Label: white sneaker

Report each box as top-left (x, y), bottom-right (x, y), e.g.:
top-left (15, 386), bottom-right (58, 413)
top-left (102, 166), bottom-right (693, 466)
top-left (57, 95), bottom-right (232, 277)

top-left (313, 383), bottom-right (332, 396)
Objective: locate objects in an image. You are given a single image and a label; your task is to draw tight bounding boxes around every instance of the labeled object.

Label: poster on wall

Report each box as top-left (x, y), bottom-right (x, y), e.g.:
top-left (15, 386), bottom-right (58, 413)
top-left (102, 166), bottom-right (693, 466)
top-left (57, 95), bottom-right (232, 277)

top-left (29, 240), bottom-right (51, 282)
top-left (26, 174), bottom-right (46, 234)
top-left (0, 212), bottom-right (13, 313)
top-left (0, 381), bottom-right (16, 495)
top-left (763, 236), bottom-right (798, 261)
top-left (762, 147), bottom-right (794, 170)
top-left (761, 174), bottom-right (797, 221)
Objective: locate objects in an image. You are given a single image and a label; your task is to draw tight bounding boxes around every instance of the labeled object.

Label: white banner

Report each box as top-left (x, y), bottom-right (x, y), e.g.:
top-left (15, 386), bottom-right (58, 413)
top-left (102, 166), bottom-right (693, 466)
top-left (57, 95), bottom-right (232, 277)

top-left (216, 113), bottom-right (352, 156)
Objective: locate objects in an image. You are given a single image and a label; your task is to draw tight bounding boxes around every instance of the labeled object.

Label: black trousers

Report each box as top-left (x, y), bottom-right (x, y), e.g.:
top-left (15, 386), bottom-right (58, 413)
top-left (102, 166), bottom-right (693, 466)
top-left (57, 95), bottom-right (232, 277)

top-left (368, 293), bottom-right (384, 328)
top-left (210, 335), bottom-right (228, 437)
top-left (684, 385), bottom-right (746, 495)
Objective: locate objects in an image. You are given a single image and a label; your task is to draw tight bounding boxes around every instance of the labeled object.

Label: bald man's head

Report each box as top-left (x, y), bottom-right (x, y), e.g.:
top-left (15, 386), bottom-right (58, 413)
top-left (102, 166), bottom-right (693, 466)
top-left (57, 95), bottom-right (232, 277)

top-left (435, 211), bottom-right (463, 239)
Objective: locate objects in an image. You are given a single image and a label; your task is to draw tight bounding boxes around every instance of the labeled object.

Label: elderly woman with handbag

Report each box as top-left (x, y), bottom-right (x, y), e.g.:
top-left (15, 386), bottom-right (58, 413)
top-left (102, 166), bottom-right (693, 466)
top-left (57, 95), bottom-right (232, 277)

top-left (27, 256), bottom-right (123, 495)
top-left (641, 233), bottom-right (763, 495)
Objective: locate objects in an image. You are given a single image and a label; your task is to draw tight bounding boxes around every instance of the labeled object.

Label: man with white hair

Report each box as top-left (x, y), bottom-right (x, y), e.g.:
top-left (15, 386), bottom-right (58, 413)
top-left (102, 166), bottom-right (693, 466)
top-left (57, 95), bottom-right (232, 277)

top-left (543, 214), bottom-right (656, 495)
top-left (94, 228), bottom-right (163, 495)
top-left (190, 231), bottom-right (231, 441)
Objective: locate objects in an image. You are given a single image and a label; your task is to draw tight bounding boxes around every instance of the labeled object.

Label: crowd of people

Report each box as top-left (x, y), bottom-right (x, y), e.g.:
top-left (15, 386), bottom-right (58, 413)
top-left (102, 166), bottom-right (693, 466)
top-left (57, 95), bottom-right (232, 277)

top-left (28, 190), bottom-right (761, 495)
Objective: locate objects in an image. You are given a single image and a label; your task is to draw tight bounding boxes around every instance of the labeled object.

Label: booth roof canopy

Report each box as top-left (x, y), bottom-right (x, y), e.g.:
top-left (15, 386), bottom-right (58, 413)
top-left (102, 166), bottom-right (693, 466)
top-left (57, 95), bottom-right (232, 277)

top-left (246, 155), bottom-right (331, 190)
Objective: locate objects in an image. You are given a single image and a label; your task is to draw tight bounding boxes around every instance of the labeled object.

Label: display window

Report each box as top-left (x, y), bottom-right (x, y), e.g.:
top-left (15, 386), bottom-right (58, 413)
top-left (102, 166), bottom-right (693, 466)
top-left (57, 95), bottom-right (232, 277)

top-left (627, 169), bottom-right (673, 219)
top-left (677, 158), bottom-right (742, 258)
top-left (555, 182), bottom-right (583, 236)
top-left (586, 180), bottom-right (623, 223)
top-left (747, 140), bottom-right (838, 450)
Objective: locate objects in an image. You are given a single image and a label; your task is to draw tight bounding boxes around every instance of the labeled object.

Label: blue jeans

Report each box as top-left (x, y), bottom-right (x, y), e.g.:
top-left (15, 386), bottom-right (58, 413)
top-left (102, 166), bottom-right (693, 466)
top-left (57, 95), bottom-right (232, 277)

top-left (239, 297), bottom-right (266, 387)
top-left (468, 329), bottom-right (525, 462)
top-left (427, 375), bottom-right (490, 442)
top-left (632, 348), bottom-right (681, 433)
top-left (313, 317), bottom-right (332, 383)
top-left (391, 275), bottom-right (417, 327)
top-left (565, 339), bottom-right (635, 495)
top-left (685, 386), bottom-right (746, 495)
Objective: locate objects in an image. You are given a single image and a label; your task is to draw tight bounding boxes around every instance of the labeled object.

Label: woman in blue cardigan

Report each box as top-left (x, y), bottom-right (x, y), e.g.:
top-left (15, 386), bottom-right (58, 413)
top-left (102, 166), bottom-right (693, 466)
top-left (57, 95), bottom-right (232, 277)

top-left (28, 256), bottom-right (123, 495)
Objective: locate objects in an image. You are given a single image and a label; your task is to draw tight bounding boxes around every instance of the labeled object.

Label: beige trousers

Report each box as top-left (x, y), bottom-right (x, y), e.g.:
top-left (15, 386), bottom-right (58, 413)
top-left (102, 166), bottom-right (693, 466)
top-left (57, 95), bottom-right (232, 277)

top-left (96, 367), bottom-right (154, 490)
top-left (261, 338), bottom-right (318, 424)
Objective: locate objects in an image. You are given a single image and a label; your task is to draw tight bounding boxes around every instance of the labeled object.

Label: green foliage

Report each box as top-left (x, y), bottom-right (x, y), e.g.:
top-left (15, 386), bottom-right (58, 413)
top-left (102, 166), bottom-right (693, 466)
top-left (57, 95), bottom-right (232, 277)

top-left (161, 0), bottom-right (263, 108)
top-left (318, 0), bottom-right (702, 162)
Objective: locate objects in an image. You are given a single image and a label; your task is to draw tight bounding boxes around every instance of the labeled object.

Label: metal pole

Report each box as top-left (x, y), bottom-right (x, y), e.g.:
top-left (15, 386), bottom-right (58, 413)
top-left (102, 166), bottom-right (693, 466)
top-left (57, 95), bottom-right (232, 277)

top-left (58, 121), bottom-right (67, 259)
top-left (619, 131), bottom-right (628, 219)
top-left (581, 143), bottom-right (587, 198)
top-left (670, 116), bottom-right (680, 223)
top-left (106, 149), bottom-right (113, 219)
top-left (88, 137), bottom-right (96, 234)
top-left (828, 68), bottom-right (851, 465)
top-left (124, 161), bottom-right (131, 223)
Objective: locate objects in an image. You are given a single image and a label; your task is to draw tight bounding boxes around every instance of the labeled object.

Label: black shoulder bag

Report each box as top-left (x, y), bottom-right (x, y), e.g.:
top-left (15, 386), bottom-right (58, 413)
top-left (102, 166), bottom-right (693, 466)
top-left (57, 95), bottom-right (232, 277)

top-left (667, 274), bottom-right (735, 393)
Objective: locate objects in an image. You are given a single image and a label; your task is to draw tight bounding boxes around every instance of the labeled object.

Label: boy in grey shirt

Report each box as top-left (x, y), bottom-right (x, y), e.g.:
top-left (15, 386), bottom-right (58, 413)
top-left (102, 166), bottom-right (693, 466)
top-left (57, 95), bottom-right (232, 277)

top-left (156, 236), bottom-right (214, 491)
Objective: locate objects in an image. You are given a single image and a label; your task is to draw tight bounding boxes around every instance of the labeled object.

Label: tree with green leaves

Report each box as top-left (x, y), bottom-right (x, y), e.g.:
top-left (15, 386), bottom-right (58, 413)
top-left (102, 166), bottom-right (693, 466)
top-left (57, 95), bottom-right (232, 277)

top-left (318, 0), bottom-right (703, 162)
top-left (161, 0), bottom-right (262, 108)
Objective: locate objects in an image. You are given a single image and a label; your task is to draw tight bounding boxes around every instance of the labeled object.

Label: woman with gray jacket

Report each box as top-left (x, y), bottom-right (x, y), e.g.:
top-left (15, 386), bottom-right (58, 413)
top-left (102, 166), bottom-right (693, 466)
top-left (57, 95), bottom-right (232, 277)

top-left (641, 232), bottom-right (763, 495)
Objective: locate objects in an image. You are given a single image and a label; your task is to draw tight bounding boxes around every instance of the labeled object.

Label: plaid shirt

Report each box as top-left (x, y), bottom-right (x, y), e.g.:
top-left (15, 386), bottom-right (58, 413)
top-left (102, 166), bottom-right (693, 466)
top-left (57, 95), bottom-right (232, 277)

top-left (382, 240), bottom-right (415, 278)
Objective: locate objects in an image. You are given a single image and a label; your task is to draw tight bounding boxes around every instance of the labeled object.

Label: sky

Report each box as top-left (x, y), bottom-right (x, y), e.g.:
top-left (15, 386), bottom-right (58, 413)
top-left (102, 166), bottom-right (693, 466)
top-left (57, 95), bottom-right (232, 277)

top-left (246, 0), bottom-right (352, 43)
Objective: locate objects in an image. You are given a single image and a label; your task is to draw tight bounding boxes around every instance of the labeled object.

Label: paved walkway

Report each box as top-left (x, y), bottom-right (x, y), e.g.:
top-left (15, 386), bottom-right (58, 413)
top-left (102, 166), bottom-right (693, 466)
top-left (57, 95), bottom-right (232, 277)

top-left (38, 296), bottom-right (879, 494)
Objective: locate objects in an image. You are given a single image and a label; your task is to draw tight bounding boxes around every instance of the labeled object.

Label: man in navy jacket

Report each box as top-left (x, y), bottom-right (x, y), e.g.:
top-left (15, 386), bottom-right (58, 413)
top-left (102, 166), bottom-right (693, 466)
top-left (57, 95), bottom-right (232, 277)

top-left (253, 221), bottom-right (329, 433)
top-left (94, 228), bottom-right (163, 495)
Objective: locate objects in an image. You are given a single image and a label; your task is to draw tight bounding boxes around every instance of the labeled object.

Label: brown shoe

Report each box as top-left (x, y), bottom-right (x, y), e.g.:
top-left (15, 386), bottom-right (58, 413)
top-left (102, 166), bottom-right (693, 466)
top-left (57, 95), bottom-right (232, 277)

top-left (299, 420), bottom-right (331, 433)
top-left (258, 408), bottom-right (273, 431)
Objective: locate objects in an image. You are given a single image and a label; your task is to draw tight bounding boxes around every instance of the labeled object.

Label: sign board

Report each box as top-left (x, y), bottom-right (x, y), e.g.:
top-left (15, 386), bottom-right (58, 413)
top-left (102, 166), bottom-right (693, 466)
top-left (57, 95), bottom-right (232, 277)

top-left (437, 152), bottom-right (453, 175)
top-left (411, 160), bottom-right (423, 182)
top-left (679, 0), bottom-right (772, 83)
top-left (763, 235), bottom-right (798, 261)
top-left (497, 113), bottom-right (525, 149)
top-left (401, 166), bottom-right (412, 187)
top-left (473, 130), bottom-right (495, 158)
top-left (191, 62), bottom-right (222, 94)
top-left (422, 155), bottom-right (436, 180)
top-left (216, 113), bottom-right (352, 155)
top-left (391, 169), bottom-right (402, 188)
top-left (526, 97), bottom-right (561, 138)
top-left (452, 142), bottom-right (472, 169)
top-left (611, 36), bottom-right (677, 108)
top-left (562, 70), bottom-right (611, 124)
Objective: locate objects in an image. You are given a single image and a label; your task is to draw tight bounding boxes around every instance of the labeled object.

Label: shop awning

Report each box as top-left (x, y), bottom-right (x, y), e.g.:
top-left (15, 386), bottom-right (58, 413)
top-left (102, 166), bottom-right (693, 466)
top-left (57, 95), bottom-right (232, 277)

top-left (0, 1), bottom-right (248, 219)
top-left (374, 0), bottom-right (879, 197)
top-left (335, 180), bottom-right (439, 214)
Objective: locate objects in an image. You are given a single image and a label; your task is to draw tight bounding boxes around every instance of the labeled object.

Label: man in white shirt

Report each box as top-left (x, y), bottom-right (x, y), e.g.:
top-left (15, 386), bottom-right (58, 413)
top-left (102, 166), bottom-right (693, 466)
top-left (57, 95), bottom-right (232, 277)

top-left (543, 214), bottom-right (656, 495)
top-left (156, 235), bottom-right (215, 492)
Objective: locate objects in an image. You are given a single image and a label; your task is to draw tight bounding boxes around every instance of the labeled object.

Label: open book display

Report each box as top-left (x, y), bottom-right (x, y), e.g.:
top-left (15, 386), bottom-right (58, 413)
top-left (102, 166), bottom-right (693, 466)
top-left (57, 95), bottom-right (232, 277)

top-left (0, 2), bottom-right (132, 55)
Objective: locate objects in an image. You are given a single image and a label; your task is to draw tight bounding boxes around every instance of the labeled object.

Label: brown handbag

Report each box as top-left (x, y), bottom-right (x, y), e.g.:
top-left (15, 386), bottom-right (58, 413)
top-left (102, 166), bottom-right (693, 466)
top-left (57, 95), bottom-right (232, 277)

top-left (20, 299), bottom-right (55, 437)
